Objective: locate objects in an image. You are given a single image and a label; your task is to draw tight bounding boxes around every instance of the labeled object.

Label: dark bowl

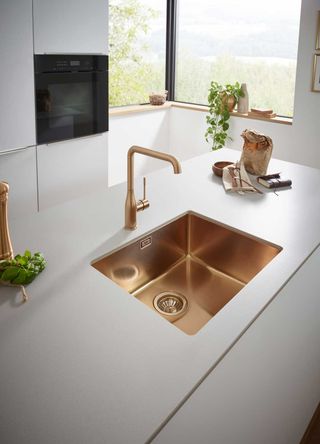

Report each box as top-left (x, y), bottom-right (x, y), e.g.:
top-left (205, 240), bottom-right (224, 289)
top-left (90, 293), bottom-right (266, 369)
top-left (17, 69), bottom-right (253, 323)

top-left (212, 161), bottom-right (234, 177)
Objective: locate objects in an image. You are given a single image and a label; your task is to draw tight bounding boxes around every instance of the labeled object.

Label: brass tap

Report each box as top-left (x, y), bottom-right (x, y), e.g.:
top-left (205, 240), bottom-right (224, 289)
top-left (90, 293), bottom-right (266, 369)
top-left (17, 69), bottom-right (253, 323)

top-left (0, 182), bottom-right (13, 261)
top-left (125, 146), bottom-right (182, 230)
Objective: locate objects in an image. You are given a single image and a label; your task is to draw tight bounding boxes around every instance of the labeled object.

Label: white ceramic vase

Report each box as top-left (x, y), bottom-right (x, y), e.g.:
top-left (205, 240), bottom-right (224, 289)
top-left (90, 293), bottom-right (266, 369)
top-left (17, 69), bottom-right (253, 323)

top-left (238, 83), bottom-right (249, 114)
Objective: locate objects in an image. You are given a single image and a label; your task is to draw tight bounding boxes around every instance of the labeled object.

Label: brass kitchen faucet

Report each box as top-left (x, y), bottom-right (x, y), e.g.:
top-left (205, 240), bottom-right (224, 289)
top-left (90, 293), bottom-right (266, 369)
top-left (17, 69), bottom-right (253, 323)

top-left (124, 146), bottom-right (182, 230)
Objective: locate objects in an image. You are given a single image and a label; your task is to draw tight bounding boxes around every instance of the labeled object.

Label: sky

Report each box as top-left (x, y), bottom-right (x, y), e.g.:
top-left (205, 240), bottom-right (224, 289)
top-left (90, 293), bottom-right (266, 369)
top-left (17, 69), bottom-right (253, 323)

top-left (177, 0), bottom-right (301, 21)
top-left (134, 0), bottom-right (302, 59)
top-left (177, 0), bottom-right (302, 40)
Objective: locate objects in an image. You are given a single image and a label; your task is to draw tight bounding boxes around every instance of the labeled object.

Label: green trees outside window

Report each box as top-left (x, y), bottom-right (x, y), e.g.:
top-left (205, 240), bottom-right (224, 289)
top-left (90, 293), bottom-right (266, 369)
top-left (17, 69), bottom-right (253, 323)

top-left (109, 0), bottom-right (166, 107)
top-left (109, 0), bottom-right (301, 117)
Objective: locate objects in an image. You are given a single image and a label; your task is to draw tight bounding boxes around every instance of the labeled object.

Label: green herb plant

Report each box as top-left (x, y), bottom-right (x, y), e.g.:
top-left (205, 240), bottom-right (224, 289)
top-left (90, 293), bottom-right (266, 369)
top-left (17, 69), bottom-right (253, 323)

top-left (0, 251), bottom-right (46, 286)
top-left (205, 81), bottom-right (244, 150)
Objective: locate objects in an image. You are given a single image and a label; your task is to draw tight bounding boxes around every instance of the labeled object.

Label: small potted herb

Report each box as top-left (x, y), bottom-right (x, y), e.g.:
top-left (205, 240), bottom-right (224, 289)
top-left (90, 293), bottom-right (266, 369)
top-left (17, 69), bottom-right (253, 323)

top-left (205, 81), bottom-right (244, 150)
top-left (0, 250), bottom-right (46, 302)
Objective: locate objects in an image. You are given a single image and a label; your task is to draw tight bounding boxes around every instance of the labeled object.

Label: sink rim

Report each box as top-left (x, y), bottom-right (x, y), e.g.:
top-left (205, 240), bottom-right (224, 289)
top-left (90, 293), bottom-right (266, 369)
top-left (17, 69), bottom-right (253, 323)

top-left (91, 210), bottom-right (283, 266)
top-left (91, 210), bottom-right (283, 335)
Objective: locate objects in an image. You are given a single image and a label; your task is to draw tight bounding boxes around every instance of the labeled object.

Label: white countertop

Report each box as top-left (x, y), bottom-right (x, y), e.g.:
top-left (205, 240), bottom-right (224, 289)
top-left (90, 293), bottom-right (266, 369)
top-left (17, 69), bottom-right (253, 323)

top-left (1, 149), bottom-right (320, 444)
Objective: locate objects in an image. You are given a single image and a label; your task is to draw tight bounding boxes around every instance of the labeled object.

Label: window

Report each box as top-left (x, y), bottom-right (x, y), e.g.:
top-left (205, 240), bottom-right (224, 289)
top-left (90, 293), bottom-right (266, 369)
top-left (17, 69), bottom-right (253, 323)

top-left (175, 0), bottom-right (301, 117)
top-left (109, 0), bottom-right (166, 107)
top-left (109, 0), bottom-right (301, 117)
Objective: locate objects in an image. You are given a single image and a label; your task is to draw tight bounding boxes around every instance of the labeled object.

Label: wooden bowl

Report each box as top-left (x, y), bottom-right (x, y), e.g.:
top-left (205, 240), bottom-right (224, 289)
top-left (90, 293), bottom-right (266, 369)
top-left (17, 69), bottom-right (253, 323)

top-left (212, 161), bottom-right (234, 177)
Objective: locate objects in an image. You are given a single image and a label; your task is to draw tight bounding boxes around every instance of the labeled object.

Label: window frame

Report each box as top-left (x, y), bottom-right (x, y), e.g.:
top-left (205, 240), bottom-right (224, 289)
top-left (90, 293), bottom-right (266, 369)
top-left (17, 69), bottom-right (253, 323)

top-left (110, 0), bottom-right (298, 118)
top-left (165, 0), bottom-right (177, 101)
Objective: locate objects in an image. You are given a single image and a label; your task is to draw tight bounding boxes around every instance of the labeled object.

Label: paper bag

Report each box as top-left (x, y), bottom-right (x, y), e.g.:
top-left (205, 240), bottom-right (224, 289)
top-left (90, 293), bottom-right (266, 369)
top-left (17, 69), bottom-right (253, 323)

top-left (240, 129), bottom-right (273, 175)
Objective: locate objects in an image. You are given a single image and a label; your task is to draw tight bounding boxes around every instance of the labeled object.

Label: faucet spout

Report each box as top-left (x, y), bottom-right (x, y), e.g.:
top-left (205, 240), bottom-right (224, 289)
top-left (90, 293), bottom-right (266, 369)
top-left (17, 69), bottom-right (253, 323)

top-left (125, 146), bottom-right (182, 230)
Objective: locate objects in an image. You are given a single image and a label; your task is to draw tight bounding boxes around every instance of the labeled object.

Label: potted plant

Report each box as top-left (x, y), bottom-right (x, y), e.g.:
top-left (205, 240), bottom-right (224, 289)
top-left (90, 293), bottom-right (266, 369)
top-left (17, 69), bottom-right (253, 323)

top-left (205, 81), bottom-right (244, 150)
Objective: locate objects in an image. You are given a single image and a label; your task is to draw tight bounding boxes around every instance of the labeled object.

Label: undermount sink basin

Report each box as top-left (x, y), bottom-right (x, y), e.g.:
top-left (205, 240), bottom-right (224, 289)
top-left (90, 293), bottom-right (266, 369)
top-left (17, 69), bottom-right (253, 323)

top-left (92, 212), bottom-right (281, 335)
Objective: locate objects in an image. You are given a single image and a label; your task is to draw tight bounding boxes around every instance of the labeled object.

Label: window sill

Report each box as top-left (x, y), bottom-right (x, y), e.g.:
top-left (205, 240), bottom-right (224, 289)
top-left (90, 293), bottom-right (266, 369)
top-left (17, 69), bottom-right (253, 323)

top-left (171, 102), bottom-right (293, 126)
top-left (109, 101), bottom-right (293, 126)
top-left (109, 102), bottom-right (171, 116)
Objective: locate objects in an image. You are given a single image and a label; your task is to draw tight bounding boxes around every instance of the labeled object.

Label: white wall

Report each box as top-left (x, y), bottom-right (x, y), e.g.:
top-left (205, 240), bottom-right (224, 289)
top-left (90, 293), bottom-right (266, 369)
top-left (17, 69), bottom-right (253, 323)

top-left (169, 108), bottom-right (296, 164)
top-left (170, 0), bottom-right (320, 169)
top-left (108, 109), bottom-right (171, 186)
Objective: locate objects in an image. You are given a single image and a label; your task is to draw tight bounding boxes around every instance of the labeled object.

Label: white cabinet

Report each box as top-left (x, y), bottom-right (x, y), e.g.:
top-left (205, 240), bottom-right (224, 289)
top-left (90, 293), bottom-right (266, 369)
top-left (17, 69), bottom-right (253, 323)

top-left (0, 148), bottom-right (38, 220)
top-left (33, 0), bottom-right (108, 54)
top-left (0, 0), bottom-right (36, 151)
top-left (153, 247), bottom-right (320, 444)
top-left (37, 133), bottom-right (108, 210)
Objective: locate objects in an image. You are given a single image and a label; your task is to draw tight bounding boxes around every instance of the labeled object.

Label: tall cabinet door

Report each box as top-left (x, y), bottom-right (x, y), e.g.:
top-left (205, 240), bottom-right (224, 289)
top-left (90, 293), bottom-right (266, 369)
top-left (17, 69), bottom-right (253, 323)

top-left (37, 133), bottom-right (108, 210)
top-left (0, 0), bottom-right (36, 151)
top-left (33, 0), bottom-right (108, 54)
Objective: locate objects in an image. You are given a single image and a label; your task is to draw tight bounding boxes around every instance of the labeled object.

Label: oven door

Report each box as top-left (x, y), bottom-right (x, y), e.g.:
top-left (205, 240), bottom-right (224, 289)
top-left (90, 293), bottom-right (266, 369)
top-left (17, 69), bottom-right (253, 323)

top-left (35, 71), bottom-right (108, 145)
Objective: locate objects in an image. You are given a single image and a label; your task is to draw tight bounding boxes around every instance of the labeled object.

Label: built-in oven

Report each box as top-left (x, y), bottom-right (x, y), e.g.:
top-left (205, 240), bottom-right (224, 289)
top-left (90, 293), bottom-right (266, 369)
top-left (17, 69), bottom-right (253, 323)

top-left (34, 54), bottom-right (108, 145)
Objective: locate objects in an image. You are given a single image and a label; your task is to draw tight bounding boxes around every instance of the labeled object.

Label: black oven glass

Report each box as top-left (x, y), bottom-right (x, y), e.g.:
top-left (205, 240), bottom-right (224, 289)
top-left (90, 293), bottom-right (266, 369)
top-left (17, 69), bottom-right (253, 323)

top-left (35, 55), bottom-right (108, 145)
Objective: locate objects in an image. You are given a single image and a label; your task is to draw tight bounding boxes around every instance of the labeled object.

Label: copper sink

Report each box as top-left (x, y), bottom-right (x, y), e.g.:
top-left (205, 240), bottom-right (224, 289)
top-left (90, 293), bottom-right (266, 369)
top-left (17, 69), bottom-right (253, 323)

top-left (92, 212), bottom-right (281, 335)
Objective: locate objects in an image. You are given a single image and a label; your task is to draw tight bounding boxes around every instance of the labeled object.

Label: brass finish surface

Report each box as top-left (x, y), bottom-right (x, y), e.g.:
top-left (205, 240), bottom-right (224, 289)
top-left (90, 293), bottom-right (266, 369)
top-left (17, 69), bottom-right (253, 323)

top-left (0, 182), bottom-right (13, 261)
top-left (125, 146), bottom-right (182, 230)
top-left (312, 54), bottom-right (320, 92)
top-left (0, 182), bottom-right (28, 303)
top-left (93, 213), bottom-right (281, 335)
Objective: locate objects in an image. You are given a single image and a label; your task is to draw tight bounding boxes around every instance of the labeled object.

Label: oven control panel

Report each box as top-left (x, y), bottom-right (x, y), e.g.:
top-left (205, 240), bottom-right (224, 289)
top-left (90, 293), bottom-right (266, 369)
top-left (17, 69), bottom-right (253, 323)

top-left (34, 55), bottom-right (108, 73)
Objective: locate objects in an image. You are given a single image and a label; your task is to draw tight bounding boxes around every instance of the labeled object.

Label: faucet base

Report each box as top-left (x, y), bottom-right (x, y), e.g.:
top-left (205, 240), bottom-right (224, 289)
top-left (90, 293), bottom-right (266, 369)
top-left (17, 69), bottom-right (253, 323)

top-left (137, 199), bottom-right (150, 212)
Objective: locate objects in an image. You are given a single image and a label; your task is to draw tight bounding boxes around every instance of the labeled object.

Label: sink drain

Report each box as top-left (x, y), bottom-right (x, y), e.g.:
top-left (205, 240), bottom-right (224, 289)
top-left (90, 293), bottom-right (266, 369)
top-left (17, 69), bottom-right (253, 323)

top-left (153, 291), bottom-right (188, 319)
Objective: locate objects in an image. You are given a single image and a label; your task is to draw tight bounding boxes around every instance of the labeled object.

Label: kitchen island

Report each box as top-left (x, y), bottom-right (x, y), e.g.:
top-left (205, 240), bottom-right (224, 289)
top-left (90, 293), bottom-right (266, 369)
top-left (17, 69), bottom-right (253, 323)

top-left (0, 148), bottom-right (319, 444)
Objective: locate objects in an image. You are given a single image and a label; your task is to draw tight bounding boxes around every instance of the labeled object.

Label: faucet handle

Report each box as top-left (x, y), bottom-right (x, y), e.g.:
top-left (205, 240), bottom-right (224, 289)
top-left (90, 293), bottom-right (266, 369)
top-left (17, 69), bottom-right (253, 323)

top-left (137, 176), bottom-right (150, 212)
top-left (143, 176), bottom-right (147, 201)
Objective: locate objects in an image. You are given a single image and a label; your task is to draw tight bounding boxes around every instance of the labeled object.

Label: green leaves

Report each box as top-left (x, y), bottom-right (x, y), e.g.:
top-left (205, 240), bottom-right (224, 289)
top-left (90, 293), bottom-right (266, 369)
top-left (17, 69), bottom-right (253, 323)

top-left (1, 266), bottom-right (20, 282)
top-left (205, 81), bottom-right (242, 150)
top-left (0, 251), bottom-right (46, 286)
top-left (109, 0), bottom-right (161, 106)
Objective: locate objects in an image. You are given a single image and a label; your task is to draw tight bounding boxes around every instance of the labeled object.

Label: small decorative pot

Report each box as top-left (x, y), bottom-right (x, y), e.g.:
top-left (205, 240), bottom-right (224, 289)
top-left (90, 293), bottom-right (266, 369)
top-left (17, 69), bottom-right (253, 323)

top-left (220, 93), bottom-right (236, 112)
top-left (149, 91), bottom-right (168, 106)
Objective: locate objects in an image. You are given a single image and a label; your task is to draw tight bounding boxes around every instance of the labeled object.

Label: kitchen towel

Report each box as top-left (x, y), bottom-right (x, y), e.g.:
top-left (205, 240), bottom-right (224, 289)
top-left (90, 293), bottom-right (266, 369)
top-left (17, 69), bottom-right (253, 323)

top-left (222, 161), bottom-right (261, 194)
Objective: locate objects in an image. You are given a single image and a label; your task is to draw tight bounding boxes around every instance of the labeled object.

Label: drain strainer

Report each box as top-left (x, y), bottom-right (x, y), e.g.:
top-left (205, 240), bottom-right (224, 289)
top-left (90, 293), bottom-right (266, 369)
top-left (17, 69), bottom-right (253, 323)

top-left (153, 291), bottom-right (188, 319)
